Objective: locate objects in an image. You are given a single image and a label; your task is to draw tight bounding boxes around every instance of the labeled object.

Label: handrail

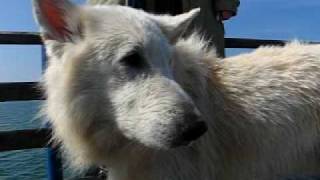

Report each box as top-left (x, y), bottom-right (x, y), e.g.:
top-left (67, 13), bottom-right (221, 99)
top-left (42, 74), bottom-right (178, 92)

top-left (0, 82), bottom-right (43, 102)
top-left (0, 32), bottom-right (42, 45)
top-left (1, 31), bottom-right (319, 47)
top-left (0, 128), bottom-right (50, 152)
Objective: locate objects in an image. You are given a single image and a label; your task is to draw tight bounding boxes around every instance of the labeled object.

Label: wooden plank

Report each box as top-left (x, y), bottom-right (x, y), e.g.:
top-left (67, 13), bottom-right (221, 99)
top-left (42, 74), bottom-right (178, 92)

top-left (0, 31), bottom-right (42, 45)
top-left (0, 82), bottom-right (43, 102)
top-left (0, 128), bottom-right (51, 152)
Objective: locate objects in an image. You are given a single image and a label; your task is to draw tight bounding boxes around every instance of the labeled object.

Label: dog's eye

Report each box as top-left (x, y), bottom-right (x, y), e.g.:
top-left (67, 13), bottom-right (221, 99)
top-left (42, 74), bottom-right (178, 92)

top-left (120, 52), bottom-right (145, 69)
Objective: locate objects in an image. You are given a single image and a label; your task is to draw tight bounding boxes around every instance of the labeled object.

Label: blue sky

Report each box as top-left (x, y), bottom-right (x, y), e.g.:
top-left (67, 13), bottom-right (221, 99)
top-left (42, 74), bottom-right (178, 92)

top-left (0, 0), bottom-right (320, 82)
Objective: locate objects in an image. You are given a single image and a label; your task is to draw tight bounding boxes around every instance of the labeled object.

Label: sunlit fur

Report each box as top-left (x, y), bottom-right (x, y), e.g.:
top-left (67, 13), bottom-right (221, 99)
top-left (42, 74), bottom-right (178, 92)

top-left (35, 2), bottom-right (320, 180)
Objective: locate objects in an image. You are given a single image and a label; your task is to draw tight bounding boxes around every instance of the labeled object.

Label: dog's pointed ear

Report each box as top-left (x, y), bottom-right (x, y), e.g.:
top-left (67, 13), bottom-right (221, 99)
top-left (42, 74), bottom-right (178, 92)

top-left (33, 0), bottom-right (82, 42)
top-left (152, 8), bottom-right (200, 43)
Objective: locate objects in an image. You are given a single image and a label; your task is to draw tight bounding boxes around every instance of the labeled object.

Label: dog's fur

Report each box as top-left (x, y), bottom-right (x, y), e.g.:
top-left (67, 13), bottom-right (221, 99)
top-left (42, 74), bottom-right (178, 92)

top-left (33, 0), bottom-right (320, 179)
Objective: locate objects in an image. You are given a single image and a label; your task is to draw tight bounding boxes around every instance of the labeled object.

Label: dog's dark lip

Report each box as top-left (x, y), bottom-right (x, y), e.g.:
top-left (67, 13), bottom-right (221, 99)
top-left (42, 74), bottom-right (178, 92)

top-left (171, 141), bottom-right (189, 148)
top-left (171, 134), bottom-right (206, 148)
top-left (178, 140), bottom-right (191, 146)
top-left (170, 139), bottom-right (198, 149)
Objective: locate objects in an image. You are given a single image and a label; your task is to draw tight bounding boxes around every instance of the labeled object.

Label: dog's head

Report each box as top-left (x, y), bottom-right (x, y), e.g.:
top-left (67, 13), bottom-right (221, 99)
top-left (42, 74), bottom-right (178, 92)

top-left (34, 0), bottom-right (207, 153)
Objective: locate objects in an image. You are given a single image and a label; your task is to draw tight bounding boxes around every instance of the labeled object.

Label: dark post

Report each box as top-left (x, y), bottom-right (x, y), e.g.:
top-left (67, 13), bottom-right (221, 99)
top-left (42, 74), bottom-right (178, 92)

top-left (42, 46), bottom-right (63, 180)
top-left (47, 147), bottom-right (63, 180)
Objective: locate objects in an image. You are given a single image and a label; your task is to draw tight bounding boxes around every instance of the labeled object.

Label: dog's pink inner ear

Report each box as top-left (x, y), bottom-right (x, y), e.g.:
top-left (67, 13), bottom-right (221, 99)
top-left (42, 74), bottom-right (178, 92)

top-left (34, 0), bottom-right (80, 42)
top-left (39, 0), bottom-right (70, 40)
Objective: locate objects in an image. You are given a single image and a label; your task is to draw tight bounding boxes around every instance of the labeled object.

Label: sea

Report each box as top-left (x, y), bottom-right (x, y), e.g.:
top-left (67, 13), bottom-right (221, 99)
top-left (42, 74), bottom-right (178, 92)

top-left (0, 101), bottom-right (76, 180)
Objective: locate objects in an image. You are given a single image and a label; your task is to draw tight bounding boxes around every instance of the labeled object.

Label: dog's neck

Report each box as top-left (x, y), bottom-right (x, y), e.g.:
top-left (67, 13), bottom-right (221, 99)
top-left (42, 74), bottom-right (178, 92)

top-left (107, 148), bottom-right (154, 180)
top-left (107, 146), bottom-right (206, 180)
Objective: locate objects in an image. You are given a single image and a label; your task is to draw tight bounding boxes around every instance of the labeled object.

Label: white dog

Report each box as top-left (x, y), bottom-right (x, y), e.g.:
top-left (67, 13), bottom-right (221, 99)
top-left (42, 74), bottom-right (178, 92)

top-left (33, 0), bottom-right (320, 179)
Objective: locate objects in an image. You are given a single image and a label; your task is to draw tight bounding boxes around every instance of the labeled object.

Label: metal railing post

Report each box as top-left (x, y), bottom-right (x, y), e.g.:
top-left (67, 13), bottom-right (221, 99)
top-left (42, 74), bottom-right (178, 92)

top-left (47, 147), bottom-right (63, 180)
top-left (42, 46), bottom-right (63, 180)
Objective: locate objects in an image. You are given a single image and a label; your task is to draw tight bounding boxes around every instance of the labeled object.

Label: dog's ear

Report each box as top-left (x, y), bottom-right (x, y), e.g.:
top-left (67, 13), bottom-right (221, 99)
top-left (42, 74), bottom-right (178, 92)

top-left (152, 8), bottom-right (200, 43)
top-left (33, 0), bottom-right (82, 43)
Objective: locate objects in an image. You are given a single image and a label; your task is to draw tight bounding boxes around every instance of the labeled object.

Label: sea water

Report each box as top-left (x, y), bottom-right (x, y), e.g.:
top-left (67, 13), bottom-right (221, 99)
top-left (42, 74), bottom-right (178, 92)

top-left (0, 101), bottom-right (54, 180)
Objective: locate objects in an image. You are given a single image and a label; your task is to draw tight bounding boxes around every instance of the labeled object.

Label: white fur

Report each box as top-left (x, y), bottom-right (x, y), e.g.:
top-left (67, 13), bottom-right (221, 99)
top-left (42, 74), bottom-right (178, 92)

top-left (34, 2), bottom-right (320, 180)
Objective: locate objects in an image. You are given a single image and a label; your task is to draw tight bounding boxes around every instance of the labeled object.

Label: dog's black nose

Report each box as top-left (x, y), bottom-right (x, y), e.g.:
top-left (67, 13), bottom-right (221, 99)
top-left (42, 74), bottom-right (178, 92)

top-left (173, 120), bottom-right (208, 147)
top-left (181, 121), bottom-right (208, 142)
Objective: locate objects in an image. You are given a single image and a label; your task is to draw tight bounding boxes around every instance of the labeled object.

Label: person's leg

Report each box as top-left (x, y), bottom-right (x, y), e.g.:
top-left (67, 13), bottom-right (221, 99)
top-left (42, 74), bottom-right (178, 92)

top-left (142, 0), bottom-right (182, 15)
top-left (182, 0), bottom-right (226, 57)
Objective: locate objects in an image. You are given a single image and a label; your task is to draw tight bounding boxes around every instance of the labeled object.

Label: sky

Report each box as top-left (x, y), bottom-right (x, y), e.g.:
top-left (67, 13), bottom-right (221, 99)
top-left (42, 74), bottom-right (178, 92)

top-left (0, 0), bottom-right (320, 82)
